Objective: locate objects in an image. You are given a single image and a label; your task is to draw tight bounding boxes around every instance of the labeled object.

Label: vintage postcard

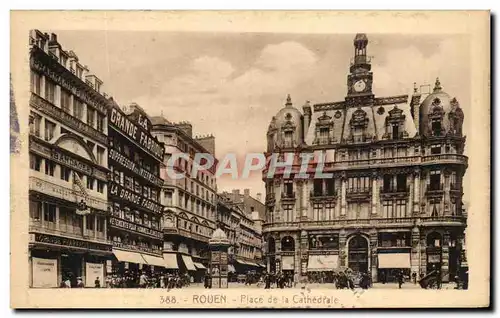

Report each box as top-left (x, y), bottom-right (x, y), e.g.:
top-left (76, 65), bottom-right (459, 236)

top-left (10, 11), bottom-right (490, 308)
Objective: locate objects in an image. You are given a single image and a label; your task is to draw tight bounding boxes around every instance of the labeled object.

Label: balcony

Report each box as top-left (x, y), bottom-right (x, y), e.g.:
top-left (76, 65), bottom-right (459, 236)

top-left (29, 219), bottom-right (109, 245)
top-left (420, 215), bottom-right (466, 226)
top-left (281, 191), bottom-right (296, 201)
top-left (422, 154), bottom-right (468, 166)
top-left (426, 183), bottom-right (444, 197)
top-left (310, 189), bottom-right (338, 201)
top-left (380, 186), bottom-right (410, 199)
top-left (450, 183), bottom-right (463, 195)
top-left (112, 241), bottom-right (162, 256)
top-left (263, 217), bottom-right (416, 232)
top-left (313, 136), bottom-right (333, 146)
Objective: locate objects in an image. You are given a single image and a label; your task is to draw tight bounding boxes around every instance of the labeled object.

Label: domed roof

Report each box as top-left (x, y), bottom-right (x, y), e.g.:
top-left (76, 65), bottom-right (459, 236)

top-left (419, 78), bottom-right (464, 137)
top-left (269, 94), bottom-right (304, 132)
top-left (266, 94), bottom-right (305, 150)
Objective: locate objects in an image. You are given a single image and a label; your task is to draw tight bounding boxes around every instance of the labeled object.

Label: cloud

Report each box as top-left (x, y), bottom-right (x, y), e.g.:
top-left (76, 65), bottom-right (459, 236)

top-left (134, 41), bottom-right (320, 159)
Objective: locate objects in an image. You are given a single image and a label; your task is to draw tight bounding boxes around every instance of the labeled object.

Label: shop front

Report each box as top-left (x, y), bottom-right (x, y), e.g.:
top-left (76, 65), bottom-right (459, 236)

top-left (306, 254), bottom-right (339, 283)
top-left (281, 255), bottom-right (295, 276)
top-left (377, 250), bottom-right (411, 283)
top-left (29, 232), bottom-right (112, 288)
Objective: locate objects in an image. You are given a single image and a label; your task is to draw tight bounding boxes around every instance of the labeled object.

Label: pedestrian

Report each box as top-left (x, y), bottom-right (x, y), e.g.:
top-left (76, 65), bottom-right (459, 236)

top-left (412, 272), bottom-right (417, 284)
top-left (436, 269), bottom-right (442, 289)
top-left (264, 272), bottom-right (271, 289)
top-left (139, 271), bottom-right (148, 288)
top-left (397, 270), bottom-right (404, 289)
top-left (94, 276), bottom-right (101, 288)
top-left (76, 277), bottom-right (84, 288)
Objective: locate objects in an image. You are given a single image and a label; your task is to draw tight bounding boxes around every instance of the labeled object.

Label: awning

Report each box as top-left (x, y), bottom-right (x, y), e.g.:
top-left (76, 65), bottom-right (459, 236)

top-left (141, 254), bottom-right (166, 268)
top-left (307, 255), bottom-right (338, 271)
top-left (282, 256), bottom-right (295, 270)
top-left (246, 261), bottom-right (257, 267)
top-left (113, 249), bottom-right (145, 265)
top-left (235, 259), bottom-right (248, 265)
top-left (378, 253), bottom-right (411, 269)
top-left (163, 253), bottom-right (179, 269)
top-left (194, 262), bottom-right (206, 270)
top-left (260, 264), bottom-right (266, 268)
top-left (181, 255), bottom-right (197, 271)
top-left (228, 265), bottom-right (236, 273)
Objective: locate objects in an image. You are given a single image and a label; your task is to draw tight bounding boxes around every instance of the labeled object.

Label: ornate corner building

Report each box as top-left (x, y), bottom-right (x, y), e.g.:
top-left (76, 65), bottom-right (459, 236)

top-left (262, 34), bottom-right (468, 283)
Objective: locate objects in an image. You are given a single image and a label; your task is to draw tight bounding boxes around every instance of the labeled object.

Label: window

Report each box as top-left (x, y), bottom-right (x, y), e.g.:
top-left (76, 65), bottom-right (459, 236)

top-left (60, 54), bottom-right (68, 68)
top-left (283, 204), bottom-right (294, 222)
top-left (284, 179), bottom-right (293, 197)
top-left (431, 144), bottom-right (441, 154)
top-left (96, 113), bottom-right (105, 132)
top-left (96, 216), bottom-right (104, 232)
top-left (383, 200), bottom-right (394, 218)
top-left (392, 123), bottom-right (399, 139)
top-left (60, 166), bottom-right (71, 181)
top-left (60, 89), bottom-right (71, 113)
top-left (29, 200), bottom-right (42, 220)
top-left (97, 180), bottom-right (105, 194)
top-left (396, 174), bottom-right (407, 192)
top-left (45, 79), bottom-right (56, 103)
top-left (395, 200), bottom-right (407, 217)
top-left (325, 203), bottom-right (335, 220)
top-left (76, 66), bottom-right (83, 79)
top-left (431, 119), bottom-right (442, 136)
top-left (383, 175), bottom-right (393, 192)
top-left (44, 160), bottom-right (55, 176)
top-left (30, 154), bottom-right (42, 171)
top-left (43, 203), bottom-right (56, 223)
top-left (30, 71), bottom-right (41, 95)
top-left (30, 112), bottom-right (42, 137)
top-left (284, 131), bottom-right (293, 147)
top-left (87, 107), bottom-right (96, 127)
top-left (86, 176), bottom-right (95, 190)
top-left (86, 215), bottom-right (95, 231)
top-left (44, 119), bottom-right (56, 141)
top-left (313, 179), bottom-right (323, 196)
top-left (96, 146), bottom-right (105, 166)
top-left (73, 99), bottom-right (84, 120)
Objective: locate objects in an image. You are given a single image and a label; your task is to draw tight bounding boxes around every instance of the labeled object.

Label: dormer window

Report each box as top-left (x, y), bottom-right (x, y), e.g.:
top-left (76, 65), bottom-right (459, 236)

top-left (431, 119), bottom-right (442, 136)
top-left (284, 131), bottom-right (293, 148)
top-left (392, 123), bottom-right (399, 140)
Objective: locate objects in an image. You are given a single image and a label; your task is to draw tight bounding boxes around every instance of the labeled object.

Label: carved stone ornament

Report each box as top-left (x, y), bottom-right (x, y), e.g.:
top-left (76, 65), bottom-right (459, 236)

top-left (349, 108), bottom-right (369, 129)
top-left (377, 106), bottom-right (385, 115)
top-left (334, 110), bottom-right (342, 119)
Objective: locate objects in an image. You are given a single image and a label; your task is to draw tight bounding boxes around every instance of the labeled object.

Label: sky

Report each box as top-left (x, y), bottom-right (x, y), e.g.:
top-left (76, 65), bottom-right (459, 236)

top-left (50, 31), bottom-right (471, 201)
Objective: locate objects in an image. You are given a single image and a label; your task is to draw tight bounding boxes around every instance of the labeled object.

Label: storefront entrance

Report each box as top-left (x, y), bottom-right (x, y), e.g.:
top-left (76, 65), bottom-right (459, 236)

top-left (60, 253), bottom-right (83, 287)
top-left (348, 235), bottom-right (369, 273)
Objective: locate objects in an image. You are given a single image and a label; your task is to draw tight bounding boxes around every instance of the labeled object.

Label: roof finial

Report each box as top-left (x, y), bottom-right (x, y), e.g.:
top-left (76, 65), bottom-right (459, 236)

top-left (285, 94), bottom-right (292, 107)
top-left (413, 82), bottom-right (418, 93)
top-left (433, 77), bottom-right (442, 92)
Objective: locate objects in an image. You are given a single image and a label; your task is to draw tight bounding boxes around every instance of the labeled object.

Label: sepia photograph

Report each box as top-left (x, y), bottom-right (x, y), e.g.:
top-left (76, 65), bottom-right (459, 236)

top-left (9, 10), bottom-right (490, 308)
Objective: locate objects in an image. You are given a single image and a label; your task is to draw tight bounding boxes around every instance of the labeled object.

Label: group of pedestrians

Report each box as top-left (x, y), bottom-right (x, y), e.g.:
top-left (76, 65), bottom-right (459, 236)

top-left (60, 271), bottom-right (192, 288)
top-left (261, 271), bottom-right (297, 289)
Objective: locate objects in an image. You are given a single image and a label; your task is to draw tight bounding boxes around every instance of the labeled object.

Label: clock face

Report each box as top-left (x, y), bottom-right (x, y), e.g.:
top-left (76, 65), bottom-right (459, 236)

top-left (353, 80), bottom-right (366, 92)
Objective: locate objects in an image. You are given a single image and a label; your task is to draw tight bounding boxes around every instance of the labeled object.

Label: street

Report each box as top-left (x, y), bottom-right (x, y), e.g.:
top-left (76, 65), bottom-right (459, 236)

top-left (186, 282), bottom-right (457, 290)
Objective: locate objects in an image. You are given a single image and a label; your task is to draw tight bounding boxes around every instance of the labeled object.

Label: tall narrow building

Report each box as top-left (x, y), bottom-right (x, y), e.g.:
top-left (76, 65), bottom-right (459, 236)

top-left (28, 30), bottom-right (111, 288)
top-left (263, 34), bottom-right (468, 283)
top-left (107, 101), bottom-right (166, 276)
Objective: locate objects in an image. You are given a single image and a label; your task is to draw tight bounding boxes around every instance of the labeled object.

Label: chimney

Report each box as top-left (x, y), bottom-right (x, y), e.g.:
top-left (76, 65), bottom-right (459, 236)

top-left (256, 193), bottom-right (262, 202)
top-left (303, 101), bottom-right (312, 130)
top-left (232, 189), bottom-right (240, 202)
top-left (244, 189), bottom-right (250, 197)
top-left (176, 121), bottom-right (193, 138)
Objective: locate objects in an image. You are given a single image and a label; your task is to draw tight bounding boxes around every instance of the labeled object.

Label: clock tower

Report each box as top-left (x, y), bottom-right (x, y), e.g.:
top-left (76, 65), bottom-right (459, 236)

top-left (346, 33), bottom-right (374, 105)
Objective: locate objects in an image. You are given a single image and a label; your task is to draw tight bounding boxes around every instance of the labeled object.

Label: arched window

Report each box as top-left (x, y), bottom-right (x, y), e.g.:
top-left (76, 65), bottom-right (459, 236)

top-left (281, 236), bottom-right (295, 252)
